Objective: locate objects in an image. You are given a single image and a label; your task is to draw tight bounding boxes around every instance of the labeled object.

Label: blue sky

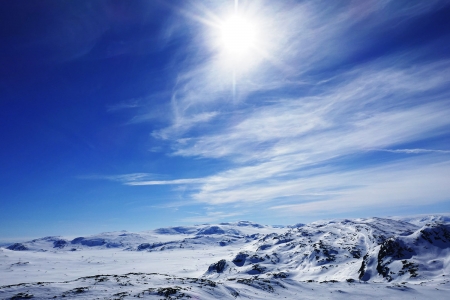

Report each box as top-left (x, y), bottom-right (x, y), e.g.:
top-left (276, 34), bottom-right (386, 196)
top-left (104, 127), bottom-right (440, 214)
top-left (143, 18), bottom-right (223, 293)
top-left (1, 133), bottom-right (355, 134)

top-left (1, 0), bottom-right (450, 240)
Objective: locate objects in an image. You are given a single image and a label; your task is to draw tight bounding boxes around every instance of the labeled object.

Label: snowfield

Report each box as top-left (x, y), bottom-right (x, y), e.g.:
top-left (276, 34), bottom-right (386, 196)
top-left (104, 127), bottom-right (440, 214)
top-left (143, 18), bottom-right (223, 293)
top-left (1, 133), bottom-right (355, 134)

top-left (1, 217), bottom-right (449, 299)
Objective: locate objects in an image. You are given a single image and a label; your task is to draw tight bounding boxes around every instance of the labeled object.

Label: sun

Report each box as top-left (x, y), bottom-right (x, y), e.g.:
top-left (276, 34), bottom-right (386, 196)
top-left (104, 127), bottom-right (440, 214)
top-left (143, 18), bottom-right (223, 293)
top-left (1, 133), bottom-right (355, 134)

top-left (219, 14), bottom-right (259, 60)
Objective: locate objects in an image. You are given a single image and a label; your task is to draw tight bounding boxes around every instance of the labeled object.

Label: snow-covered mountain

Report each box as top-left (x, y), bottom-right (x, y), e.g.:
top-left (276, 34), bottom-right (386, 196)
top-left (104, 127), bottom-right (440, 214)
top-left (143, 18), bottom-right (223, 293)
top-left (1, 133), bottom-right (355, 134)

top-left (390, 214), bottom-right (450, 226)
top-left (3, 221), bottom-right (282, 252)
top-left (1, 216), bottom-right (449, 299)
top-left (205, 217), bottom-right (450, 283)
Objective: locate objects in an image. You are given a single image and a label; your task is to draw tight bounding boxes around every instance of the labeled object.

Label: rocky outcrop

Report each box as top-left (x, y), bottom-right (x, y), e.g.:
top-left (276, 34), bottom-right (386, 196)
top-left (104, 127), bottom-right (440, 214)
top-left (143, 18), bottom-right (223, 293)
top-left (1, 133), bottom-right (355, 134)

top-left (7, 243), bottom-right (28, 251)
top-left (53, 240), bottom-right (68, 249)
top-left (71, 237), bottom-right (106, 246)
top-left (207, 259), bottom-right (227, 273)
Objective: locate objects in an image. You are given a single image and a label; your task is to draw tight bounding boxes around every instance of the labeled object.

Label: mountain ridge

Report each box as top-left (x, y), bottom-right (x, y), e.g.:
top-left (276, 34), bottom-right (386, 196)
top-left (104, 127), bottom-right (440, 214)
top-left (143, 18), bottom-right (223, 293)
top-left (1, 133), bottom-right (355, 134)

top-left (1, 215), bottom-right (449, 299)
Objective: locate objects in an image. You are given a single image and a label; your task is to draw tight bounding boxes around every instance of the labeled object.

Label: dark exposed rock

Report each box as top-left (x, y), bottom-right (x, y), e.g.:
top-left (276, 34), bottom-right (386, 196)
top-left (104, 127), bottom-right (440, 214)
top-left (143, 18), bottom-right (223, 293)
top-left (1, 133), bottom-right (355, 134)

top-left (257, 244), bottom-right (272, 251)
top-left (71, 237), bottom-right (84, 244)
top-left (349, 247), bottom-right (361, 259)
top-left (137, 243), bottom-right (151, 251)
top-left (71, 237), bottom-right (106, 246)
top-left (196, 226), bottom-right (226, 235)
top-left (248, 254), bottom-right (265, 263)
top-left (236, 221), bottom-right (264, 228)
top-left (10, 292), bottom-right (33, 299)
top-left (53, 240), bottom-right (68, 249)
top-left (236, 278), bottom-right (275, 293)
top-left (358, 253), bottom-right (370, 280)
top-left (157, 286), bottom-right (184, 298)
top-left (377, 238), bottom-right (415, 281)
top-left (271, 272), bottom-right (288, 278)
top-left (154, 226), bottom-right (197, 235)
top-left (249, 263), bottom-right (266, 274)
top-left (62, 287), bottom-right (89, 296)
top-left (207, 259), bottom-right (227, 273)
top-left (7, 243), bottom-right (28, 251)
top-left (418, 224), bottom-right (450, 246)
top-left (232, 252), bottom-right (248, 266)
top-left (398, 260), bottom-right (419, 278)
top-left (313, 240), bottom-right (337, 263)
top-left (106, 242), bottom-right (122, 248)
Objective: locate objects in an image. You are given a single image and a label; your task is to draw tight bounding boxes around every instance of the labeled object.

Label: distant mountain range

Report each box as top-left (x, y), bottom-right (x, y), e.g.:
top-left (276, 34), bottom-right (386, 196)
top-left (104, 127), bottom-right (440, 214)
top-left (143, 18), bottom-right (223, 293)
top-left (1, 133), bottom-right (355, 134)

top-left (1, 215), bottom-right (449, 299)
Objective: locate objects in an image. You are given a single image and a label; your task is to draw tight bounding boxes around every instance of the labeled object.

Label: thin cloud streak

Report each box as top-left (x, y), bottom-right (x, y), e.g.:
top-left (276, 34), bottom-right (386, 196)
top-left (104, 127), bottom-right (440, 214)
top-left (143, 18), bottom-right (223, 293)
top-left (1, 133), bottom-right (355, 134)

top-left (269, 160), bottom-right (450, 216)
top-left (193, 157), bottom-right (450, 205)
top-left (126, 178), bottom-right (205, 186)
top-left (152, 111), bottom-right (219, 140)
top-left (80, 173), bottom-right (156, 183)
top-left (371, 149), bottom-right (450, 154)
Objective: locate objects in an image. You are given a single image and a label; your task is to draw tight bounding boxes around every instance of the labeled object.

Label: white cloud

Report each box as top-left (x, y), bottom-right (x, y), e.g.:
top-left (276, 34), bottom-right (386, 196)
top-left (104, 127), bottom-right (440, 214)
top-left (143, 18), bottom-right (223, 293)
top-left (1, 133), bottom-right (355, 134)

top-left (126, 178), bottom-right (205, 186)
top-left (80, 173), bottom-right (155, 183)
top-left (142, 61), bottom-right (450, 211)
top-left (371, 148), bottom-right (450, 154)
top-left (171, 61), bottom-right (450, 162)
top-left (269, 159), bottom-right (450, 215)
top-left (152, 111), bottom-right (219, 140)
top-left (117, 1), bottom-right (450, 216)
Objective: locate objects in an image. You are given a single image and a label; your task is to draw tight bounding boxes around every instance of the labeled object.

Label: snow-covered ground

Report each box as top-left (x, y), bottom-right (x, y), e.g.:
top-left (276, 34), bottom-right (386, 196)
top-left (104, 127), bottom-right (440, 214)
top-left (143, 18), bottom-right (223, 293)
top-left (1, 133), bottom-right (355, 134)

top-left (1, 217), bottom-right (449, 299)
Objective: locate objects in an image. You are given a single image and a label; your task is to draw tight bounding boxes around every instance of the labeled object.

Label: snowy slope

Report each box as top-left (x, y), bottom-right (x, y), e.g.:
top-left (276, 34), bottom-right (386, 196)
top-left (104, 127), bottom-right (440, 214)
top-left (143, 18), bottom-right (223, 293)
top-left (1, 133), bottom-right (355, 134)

top-left (204, 217), bottom-right (450, 283)
top-left (3, 221), bottom-right (280, 252)
top-left (390, 213), bottom-right (450, 226)
top-left (1, 217), bottom-right (449, 299)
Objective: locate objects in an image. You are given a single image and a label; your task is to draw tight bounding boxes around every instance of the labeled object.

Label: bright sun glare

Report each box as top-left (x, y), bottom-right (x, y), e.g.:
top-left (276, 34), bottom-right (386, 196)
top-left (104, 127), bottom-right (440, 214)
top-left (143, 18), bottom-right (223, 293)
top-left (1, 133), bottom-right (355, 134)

top-left (220, 14), bottom-right (258, 60)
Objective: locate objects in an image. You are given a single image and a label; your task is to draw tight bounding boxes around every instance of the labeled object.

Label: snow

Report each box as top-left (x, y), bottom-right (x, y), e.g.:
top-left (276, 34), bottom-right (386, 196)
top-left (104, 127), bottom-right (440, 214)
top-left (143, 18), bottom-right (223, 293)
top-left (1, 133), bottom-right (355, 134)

top-left (389, 213), bottom-right (450, 226)
top-left (1, 216), bottom-right (449, 299)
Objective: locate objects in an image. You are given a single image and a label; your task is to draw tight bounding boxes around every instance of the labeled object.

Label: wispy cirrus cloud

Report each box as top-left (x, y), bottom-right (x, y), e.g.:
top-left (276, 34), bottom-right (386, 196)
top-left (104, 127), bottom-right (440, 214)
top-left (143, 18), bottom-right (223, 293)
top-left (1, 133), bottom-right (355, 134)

top-left (269, 159), bottom-right (450, 216)
top-left (126, 178), bottom-right (205, 186)
top-left (107, 100), bottom-right (143, 112)
top-left (152, 111), bottom-right (219, 140)
top-left (112, 0), bottom-right (450, 218)
top-left (370, 149), bottom-right (450, 154)
top-left (80, 173), bottom-right (156, 183)
top-left (170, 61), bottom-right (450, 161)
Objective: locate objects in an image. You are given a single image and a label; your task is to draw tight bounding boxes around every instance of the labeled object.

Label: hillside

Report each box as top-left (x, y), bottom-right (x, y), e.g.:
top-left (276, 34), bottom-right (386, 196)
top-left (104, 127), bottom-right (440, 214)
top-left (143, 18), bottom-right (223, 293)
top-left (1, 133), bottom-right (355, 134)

top-left (1, 216), bottom-right (449, 299)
